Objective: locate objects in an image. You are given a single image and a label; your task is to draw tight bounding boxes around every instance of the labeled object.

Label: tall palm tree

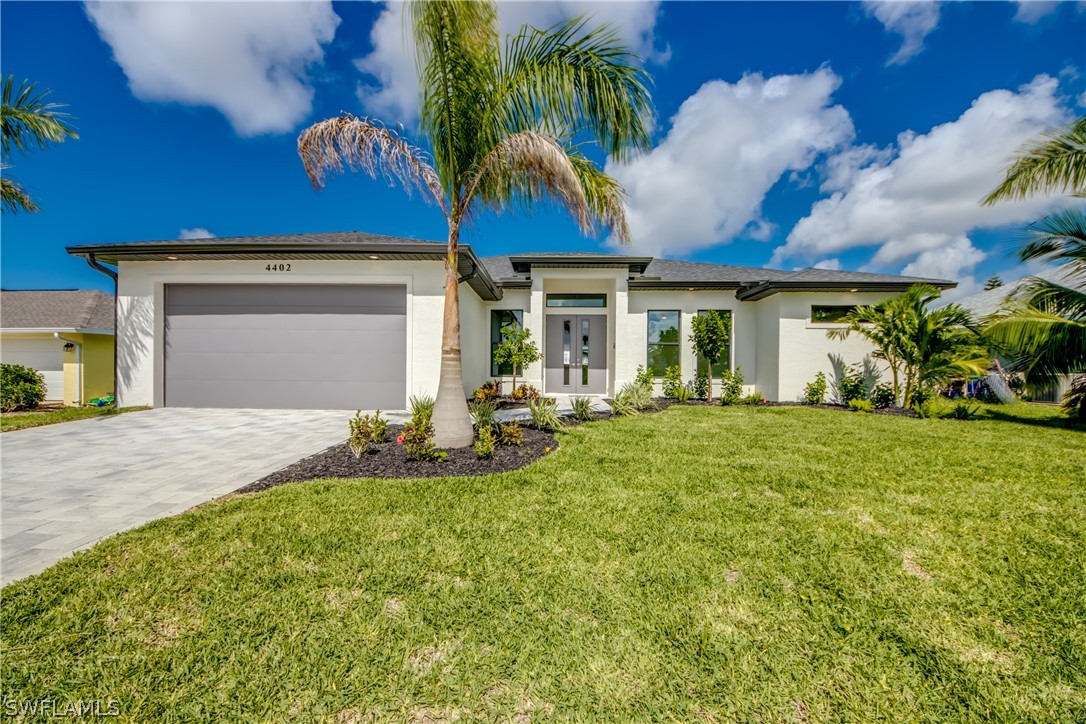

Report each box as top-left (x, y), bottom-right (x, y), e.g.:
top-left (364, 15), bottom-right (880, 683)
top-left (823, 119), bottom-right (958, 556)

top-left (1, 75), bottom-right (78, 213)
top-left (983, 115), bottom-right (1086, 403)
top-left (298, 1), bottom-right (652, 447)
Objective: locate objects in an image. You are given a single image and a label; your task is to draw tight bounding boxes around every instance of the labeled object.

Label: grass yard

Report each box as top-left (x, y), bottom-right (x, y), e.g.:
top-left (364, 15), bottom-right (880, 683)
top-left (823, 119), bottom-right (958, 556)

top-left (2, 404), bottom-right (1083, 721)
top-left (0, 405), bottom-right (148, 432)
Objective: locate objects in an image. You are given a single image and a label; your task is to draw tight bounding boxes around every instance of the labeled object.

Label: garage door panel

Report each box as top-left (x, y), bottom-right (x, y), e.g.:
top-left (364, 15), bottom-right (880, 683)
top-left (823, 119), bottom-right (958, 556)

top-left (164, 284), bottom-right (407, 410)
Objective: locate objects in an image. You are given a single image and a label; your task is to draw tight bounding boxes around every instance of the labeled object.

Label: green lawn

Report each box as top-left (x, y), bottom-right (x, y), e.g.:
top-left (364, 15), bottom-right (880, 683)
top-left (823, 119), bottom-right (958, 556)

top-left (0, 405), bottom-right (148, 432)
top-left (2, 404), bottom-right (1083, 721)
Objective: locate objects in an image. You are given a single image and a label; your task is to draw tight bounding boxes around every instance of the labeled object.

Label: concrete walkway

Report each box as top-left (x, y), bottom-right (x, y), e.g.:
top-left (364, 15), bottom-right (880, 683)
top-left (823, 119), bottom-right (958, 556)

top-left (1, 408), bottom-right (350, 585)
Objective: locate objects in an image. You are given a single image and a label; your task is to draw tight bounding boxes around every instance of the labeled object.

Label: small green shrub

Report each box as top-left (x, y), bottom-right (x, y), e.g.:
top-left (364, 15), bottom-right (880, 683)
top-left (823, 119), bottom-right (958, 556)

top-left (468, 398), bottom-right (498, 430)
top-left (634, 364), bottom-right (654, 391)
top-left (803, 372), bottom-right (827, 405)
top-left (909, 386), bottom-right (933, 408)
top-left (348, 409), bottom-right (388, 457)
top-left (570, 395), bottom-right (594, 421)
top-left (472, 381), bottom-right (502, 401)
top-left (848, 398), bottom-right (875, 413)
top-left (673, 385), bottom-right (693, 403)
top-left (527, 397), bottom-right (562, 431)
top-left (409, 394), bottom-right (435, 426)
top-left (611, 381), bottom-right (656, 416)
top-left (1, 363), bottom-right (46, 412)
top-left (474, 425), bottom-right (496, 459)
top-left (400, 419), bottom-right (446, 461)
top-left (913, 398), bottom-right (942, 419)
top-left (692, 370), bottom-right (709, 400)
top-left (1062, 374), bottom-right (1086, 421)
top-left (870, 383), bottom-right (896, 409)
top-left (498, 420), bottom-right (524, 446)
top-left (943, 400), bottom-right (980, 420)
top-left (837, 368), bottom-right (867, 405)
top-left (739, 392), bottom-right (764, 405)
top-left (719, 367), bottom-right (744, 405)
top-left (510, 384), bottom-right (541, 401)
top-left (662, 365), bottom-right (684, 399)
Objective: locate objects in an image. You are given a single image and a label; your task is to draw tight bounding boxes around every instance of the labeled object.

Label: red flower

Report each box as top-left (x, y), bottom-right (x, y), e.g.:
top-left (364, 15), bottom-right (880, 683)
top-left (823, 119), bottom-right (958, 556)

top-left (396, 435), bottom-right (405, 444)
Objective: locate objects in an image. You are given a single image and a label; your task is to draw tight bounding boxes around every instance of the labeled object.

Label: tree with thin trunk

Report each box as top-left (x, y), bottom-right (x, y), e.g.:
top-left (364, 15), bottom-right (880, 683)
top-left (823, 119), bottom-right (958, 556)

top-left (689, 310), bottom-right (730, 402)
top-left (1, 75), bottom-right (77, 214)
top-left (298, 1), bottom-right (651, 447)
top-left (492, 323), bottom-right (540, 395)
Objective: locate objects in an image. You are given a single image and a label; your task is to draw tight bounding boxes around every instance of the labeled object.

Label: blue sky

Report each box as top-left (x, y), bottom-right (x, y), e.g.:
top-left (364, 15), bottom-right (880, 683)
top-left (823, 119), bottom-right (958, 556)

top-left (2, 1), bottom-right (1083, 299)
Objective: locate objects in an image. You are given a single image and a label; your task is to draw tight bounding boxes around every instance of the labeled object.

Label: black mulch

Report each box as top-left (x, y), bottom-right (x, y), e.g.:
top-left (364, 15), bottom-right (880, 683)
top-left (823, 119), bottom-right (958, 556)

top-left (238, 424), bottom-right (559, 493)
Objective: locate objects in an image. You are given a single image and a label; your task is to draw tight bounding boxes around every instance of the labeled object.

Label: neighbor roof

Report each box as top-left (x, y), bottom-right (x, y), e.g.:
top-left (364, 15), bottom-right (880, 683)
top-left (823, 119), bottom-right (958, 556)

top-left (955, 265), bottom-right (1084, 319)
top-left (0, 290), bottom-right (114, 332)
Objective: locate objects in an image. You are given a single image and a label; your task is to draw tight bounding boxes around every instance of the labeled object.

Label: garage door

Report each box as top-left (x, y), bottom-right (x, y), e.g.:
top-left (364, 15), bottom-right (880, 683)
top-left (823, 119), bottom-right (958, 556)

top-left (164, 284), bottom-right (407, 410)
top-left (1, 337), bottom-right (64, 401)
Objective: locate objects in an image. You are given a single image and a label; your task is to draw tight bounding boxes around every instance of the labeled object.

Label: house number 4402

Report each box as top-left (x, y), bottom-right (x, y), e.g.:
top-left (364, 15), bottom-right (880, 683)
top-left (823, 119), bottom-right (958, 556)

top-left (265, 263), bottom-right (292, 272)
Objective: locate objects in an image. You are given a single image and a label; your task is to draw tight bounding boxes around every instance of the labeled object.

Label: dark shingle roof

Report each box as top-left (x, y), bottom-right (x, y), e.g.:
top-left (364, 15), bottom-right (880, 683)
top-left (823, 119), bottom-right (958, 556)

top-left (1, 290), bottom-right (114, 331)
top-left (70, 231), bottom-right (444, 250)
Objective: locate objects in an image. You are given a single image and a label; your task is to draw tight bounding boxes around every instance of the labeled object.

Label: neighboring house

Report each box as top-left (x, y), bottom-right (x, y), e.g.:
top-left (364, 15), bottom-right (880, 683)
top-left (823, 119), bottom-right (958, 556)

top-left (0, 289), bottom-right (115, 405)
top-left (955, 265), bottom-right (1084, 403)
top-left (66, 232), bottom-right (952, 410)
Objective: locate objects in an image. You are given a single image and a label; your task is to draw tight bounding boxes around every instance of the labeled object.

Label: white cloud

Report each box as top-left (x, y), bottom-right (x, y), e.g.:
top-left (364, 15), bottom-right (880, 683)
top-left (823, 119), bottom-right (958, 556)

top-left (85, 1), bottom-right (340, 136)
top-left (862, 1), bottom-right (942, 65)
top-left (1013, 1), bottom-right (1061, 23)
top-left (774, 75), bottom-right (1071, 287)
top-left (812, 258), bottom-right (842, 271)
top-left (355, 0), bottom-right (665, 124)
top-left (179, 228), bottom-right (215, 240)
top-left (606, 68), bottom-right (854, 257)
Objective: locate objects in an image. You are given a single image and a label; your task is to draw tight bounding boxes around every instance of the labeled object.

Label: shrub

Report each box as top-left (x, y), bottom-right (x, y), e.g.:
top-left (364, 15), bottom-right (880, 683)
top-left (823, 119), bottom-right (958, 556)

top-left (673, 384), bottom-right (693, 403)
top-left (869, 383), bottom-right (896, 409)
top-left (848, 398), bottom-right (875, 413)
top-left (510, 384), bottom-right (541, 401)
top-left (913, 398), bottom-right (942, 419)
top-left (472, 380), bottom-right (502, 401)
top-left (836, 367), bottom-right (867, 405)
top-left (400, 419), bottom-right (446, 462)
top-left (611, 381), bottom-right (655, 416)
top-left (909, 386), bottom-right (933, 407)
top-left (348, 409), bottom-right (388, 457)
top-left (739, 391), bottom-right (764, 405)
top-left (719, 367), bottom-right (744, 405)
top-left (1062, 374), bottom-right (1086, 421)
top-left (662, 365), bottom-right (684, 399)
top-left (527, 397), bottom-right (562, 431)
top-left (468, 398), bottom-right (498, 430)
top-left (409, 394), bottom-right (435, 426)
top-left (634, 364), bottom-right (654, 391)
top-left (692, 370), bottom-right (709, 400)
top-left (943, 400), bottom-right (980, 420)
top-left (803, 372), bottom-right (827, 405)
top-left (498, 420), bottom-right (524, 446)
top-left (570, 395), bottom-right (594, 421)
top-left (1, 364), bottom-right (46, 412)
top-left (474, 425), bottom-right (496, 459)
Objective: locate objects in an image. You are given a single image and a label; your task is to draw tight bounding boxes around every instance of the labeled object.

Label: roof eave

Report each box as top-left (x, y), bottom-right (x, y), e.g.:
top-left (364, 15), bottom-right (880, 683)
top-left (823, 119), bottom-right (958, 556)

top-left (507, 255), bottom-right (653, 274)
top-left (736, 280), bottom-right (957, 302)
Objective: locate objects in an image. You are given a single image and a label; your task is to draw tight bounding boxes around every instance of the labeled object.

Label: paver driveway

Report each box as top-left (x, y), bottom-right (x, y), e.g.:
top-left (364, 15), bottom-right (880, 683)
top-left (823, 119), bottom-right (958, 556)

top-left (1, 408), bottom-right (354, 585)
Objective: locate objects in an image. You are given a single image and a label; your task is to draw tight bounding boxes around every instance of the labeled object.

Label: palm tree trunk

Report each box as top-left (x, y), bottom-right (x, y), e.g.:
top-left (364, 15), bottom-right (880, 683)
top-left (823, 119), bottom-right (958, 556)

top-left (431, 223), bottom-right (475, 448)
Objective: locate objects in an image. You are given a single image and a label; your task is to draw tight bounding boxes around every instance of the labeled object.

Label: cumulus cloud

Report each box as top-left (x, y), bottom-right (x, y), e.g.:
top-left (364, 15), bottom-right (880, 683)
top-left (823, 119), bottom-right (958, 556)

top-left (812, 258), bottom-right (842, 271)
top-left (774, 74), bottom-right (1070, 285)
top-left (355, 0), bottom-right (666, 124)
top-left (605, 68), bottom-right (854, 257)
top-left (179, 228), bottom-right (215, 240)
top-left (85, 1), bottom-right (340, 136)
top-left (862, 0), bottom-right (942, 65)
top-left (1013, 1), bottom-right (1061, 23)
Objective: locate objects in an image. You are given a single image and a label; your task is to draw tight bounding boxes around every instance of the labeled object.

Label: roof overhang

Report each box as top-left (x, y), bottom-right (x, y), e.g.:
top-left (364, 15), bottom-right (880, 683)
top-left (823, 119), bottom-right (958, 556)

top-left (66, 241), bottom-right (503, 301)
top-left (508, 255), bottom-right (653, 275)
top-left (628, 279), bottom-right (745, 291)
top-left (0, 327), bottom-right (113, 335)
top-left (736, 280), bottom-right (957, 302)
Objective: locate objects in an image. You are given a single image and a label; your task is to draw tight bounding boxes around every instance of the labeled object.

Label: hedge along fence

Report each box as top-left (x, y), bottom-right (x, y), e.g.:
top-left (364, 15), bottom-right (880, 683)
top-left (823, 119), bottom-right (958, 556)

top-left (1, 363), bottom-right (47, 412)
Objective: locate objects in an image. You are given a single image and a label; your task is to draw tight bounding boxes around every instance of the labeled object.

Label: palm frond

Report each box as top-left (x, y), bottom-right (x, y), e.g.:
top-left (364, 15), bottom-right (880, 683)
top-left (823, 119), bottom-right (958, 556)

top-left (1018, 207), bottom-right (1086, 282)
top-left (1, 174), bottom-right (40, 213)
top-left (985, 304), bottom-right (1086, 379)
top-left (568, 150), bottom-right (630, 244)
top-left (297, 115), bottom-right (445, 214)
top-left (1, 75), bottom-right (78, 159)
top-left (1020, 277), bottom-right (1086, 321)
top-left (462, 130), bottom-right (591, 232)
top-left (498, 17), bottom-right (653, 162)
top-left (983, 115), bottom-right (1086, 204)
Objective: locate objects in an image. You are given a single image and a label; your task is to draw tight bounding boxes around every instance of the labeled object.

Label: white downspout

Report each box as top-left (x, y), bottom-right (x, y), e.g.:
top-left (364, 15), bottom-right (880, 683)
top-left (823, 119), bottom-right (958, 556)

top-left (54, 332), bottom-right (83, 405)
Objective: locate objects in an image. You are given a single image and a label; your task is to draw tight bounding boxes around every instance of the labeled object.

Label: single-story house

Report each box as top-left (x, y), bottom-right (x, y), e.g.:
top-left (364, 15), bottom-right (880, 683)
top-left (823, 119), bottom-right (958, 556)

top-left (66, 231), bottom-right (953, 410)
top-left (0, 289), bottom-right (115, 405)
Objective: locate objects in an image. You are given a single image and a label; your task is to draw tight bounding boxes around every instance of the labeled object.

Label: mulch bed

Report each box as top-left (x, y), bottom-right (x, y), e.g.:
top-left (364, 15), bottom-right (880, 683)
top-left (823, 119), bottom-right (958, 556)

top-left (238, 424), bottom-right (559, 493)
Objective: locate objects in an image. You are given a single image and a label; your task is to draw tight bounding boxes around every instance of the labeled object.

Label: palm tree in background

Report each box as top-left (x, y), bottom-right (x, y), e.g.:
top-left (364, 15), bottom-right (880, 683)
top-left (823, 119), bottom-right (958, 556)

top-left (298, 1), bottom-right (652, 446)
top-left (1, 75), bottom-right (78, 213)
top-left (982, 115), bottom-right (1085, 410)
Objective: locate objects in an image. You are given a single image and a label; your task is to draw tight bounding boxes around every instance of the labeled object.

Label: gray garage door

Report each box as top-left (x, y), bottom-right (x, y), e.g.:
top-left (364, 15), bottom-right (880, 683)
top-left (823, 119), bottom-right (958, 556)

top-left (165, 284), bottom-right (406, 410)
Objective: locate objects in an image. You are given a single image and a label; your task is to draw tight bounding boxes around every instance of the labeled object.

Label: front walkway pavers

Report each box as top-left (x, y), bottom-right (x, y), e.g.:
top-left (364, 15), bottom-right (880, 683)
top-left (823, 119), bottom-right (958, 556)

top-left (1, 407), bottom-right (350, 585)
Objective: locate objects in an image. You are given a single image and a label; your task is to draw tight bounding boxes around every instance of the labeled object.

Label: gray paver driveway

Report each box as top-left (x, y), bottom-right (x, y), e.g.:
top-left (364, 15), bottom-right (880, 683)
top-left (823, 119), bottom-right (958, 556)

top-left (1, 408), bottom-right (352, 585)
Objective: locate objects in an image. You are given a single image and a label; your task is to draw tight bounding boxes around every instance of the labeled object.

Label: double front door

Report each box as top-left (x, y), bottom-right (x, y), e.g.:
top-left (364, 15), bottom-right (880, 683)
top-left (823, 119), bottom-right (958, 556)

top-left (544, 314), bottom-right (607, 394)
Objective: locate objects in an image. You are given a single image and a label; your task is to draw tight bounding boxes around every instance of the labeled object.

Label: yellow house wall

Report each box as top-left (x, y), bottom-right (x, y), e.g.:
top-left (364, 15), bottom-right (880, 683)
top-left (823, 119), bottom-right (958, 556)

top-left (60, 333), bottom-right (115, 405)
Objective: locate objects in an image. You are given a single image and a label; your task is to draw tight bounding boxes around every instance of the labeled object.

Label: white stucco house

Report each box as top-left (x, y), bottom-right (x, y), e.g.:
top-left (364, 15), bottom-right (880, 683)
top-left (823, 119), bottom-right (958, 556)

top-left (67, 231), bottom-right (954, 410)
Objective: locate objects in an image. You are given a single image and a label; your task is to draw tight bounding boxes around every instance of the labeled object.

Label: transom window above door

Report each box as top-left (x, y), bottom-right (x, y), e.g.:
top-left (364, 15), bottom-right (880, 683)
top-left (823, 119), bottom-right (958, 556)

top-left (545, 293), bottom-right (607, 308)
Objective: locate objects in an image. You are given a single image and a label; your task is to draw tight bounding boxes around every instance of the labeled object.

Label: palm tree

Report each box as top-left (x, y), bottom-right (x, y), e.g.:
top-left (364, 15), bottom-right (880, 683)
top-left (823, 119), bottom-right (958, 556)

top-left (829, 284), bottom-right (989, 407)
top-left (1, 75), bottom-right (78, 213)
top-left (298, 1), bottom-right (652, 447)
top-left (983, 115), bottom-right (1085, 407)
